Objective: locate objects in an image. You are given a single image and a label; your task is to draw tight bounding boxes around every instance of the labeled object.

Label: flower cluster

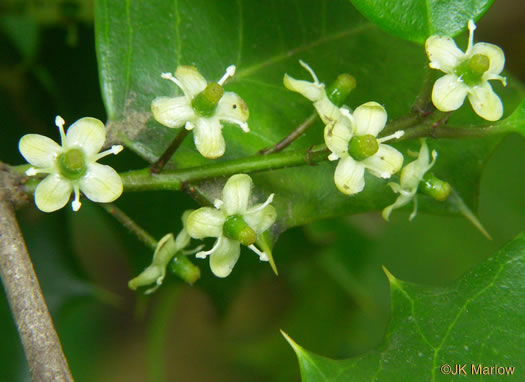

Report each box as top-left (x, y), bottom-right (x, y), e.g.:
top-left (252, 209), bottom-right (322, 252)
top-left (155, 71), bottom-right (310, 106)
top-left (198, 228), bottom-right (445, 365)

top-left (284, 61), bottom-right (404, 195)
top-left (19, 116), bottom-right (123, 212)
top-left (426, 19), bottom-right (506, 121)
top-left (152, 65), bottom-right (250, 159)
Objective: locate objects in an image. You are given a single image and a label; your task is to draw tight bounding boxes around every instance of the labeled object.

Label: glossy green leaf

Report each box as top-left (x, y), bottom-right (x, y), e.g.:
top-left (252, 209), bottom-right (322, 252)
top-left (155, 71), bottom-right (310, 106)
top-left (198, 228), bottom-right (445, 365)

top-left (350, 0), bottom-right (494, 43)
top-left (95, 0), bottom-right (524, 232)
top-left (285, 231), bottom-right (525, 381)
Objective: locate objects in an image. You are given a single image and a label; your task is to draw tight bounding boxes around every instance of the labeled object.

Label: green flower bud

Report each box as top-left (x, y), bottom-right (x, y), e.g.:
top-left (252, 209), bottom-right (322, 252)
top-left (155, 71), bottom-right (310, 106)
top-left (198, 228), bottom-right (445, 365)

top-left (348, 134), bottom-right (379, 161)
top-left (326, 73), bottom-right (356, 107)
top-left (223, 214), bottom-right (257, 246)
top-left (421, 172), bottom-right (451, 201)
top-left (58, 148), bottom-right (87, 180)
top-left (191, 82), bottom-right (224, 117)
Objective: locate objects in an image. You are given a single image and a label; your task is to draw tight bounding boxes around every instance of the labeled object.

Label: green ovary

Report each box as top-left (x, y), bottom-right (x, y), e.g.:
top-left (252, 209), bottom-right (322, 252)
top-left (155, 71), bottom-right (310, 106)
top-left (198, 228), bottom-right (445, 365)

top-left (455, 54), bottom-right (490, 87)
top-left (58, 148), bottom-right (87, 180)
top-left (191, 82), bottom-right (224, 117)
top-left (348, 135), bottom-right (379, 161)
top-left (223, 215), bottom-right (257, 246)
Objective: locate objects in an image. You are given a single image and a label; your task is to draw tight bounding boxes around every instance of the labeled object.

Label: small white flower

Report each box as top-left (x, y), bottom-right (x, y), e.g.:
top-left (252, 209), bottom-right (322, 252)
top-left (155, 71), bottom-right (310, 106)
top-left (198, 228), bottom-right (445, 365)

top-left (426, 19), bottom-right (507, 121)
top-left (326, 102), bottom-right (404, 195)
top-left (129, 210), bottom-right (195, 294)
top-left (382, 140), bottom-right (437, 221)
top-left (151, 65), bottom-right (250, 159)
top-left (185, 174), bottom-right (276, 278)
top-left (19, 116), bottom-right (123, 212)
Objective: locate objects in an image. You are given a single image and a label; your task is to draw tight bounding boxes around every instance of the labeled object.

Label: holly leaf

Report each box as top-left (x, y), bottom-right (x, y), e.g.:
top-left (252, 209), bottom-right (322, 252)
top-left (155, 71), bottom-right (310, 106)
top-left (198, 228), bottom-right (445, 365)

top-left (350, 0), bottom-right (494, 43)
top-left (284, 231), bottom-right (525, 381)
top-left (95, 0), bottom-right (524, 232)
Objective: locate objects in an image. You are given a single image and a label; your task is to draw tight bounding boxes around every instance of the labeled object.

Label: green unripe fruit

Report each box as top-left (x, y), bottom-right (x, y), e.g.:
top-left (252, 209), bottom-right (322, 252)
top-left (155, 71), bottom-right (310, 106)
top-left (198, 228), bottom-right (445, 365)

top-left (58, 148), bottom-right (87, 180)
top-left (191, 82), bottom-right (224, 117)
top-left (223, 215), bottom-right (257, 246)
top-left (421, 172), bottom-right (451, 201)
top-left (348, 135), bottom-right (379, 161)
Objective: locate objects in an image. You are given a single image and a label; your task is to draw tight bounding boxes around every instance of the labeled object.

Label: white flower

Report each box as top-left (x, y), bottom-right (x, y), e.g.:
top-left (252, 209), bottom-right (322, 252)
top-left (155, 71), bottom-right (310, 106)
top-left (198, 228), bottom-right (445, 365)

top-left (129, 210), bottom-right (194, 294)
top-left (19, 116), bottom-right (123, 212)
top-left (185, 174), bottom-right (276, 278)
top-left (325, 102), bottom-right (404, 195)
top-left (426, 19), bottom-right (507, 121)
top-left (151, 65), bottom-right (250, 159)
top-left (382, 140), bottom-right (437, 221)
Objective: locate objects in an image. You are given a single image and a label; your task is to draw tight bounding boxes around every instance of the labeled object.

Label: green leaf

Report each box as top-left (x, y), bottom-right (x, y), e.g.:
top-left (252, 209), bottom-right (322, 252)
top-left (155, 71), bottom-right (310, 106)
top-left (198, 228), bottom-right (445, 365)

top-left (349, 0), bottom-right (494, 43)
top-left (284, 231), bottom-right (525, 381)
top-left (95, 0), bottom-right (523, 232)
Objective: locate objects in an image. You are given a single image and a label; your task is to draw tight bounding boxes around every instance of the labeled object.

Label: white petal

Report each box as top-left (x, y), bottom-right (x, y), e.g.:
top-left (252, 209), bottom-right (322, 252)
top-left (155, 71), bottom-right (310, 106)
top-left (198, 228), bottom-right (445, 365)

top-left (222, 174), bottom-right (253, 216)
top-left (472, 42), bottom-right (505, 76)
top-left (64, 117), bottom-right (106, 156)
top-left (215, 92), bottom-right (249, 122)
top-left (362, 144), bottom-right (403, 179)
top-left (19, 134), bottom-right (61, 168)
top-left (193, 118), bottom-right (225, 159)
top-left (174, 66), bottom-right (207, 97)
top-left (382, 193), bottom-right (414, 221)
top-left (334, 156), bottom-right (365, 195)
top-left (353, 101), bottom-right (387, 137)
top-left (467, 82), bottom-right (503, 121)
top-left (425, 35), bottom-right (464, 73)
top-left (432, 74), bottom-right (468, 112)
top-left (399, 142), bottom-right (431, 189)
top-left (283, 74), bottom-right (324, 102)
top-left (244, 204), bottom-right (277, 234)
top-left (34, 174), bottom-right (72, 212)
top-left (151, 96), bottom-right (195, 128)
top-left (209, 237), bottom-right (241, 278)
top-left (186, 207), bottom-right (225, 239)
top-left (314, 97), bottom-right (342, 125)
top-left (78, 163), bottom-right (123, 203)
top-left (324, 119), bottom-right (352, 158)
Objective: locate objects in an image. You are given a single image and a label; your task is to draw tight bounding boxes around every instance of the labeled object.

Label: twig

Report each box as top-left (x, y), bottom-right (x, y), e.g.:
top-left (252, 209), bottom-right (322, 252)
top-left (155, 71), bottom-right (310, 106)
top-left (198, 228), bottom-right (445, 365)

top-left (0, 173), bottom-right (74, 382)
top-left (150, 128), bottom-right (190, 173)
top-left (259, 113), bottom-right (317, 154)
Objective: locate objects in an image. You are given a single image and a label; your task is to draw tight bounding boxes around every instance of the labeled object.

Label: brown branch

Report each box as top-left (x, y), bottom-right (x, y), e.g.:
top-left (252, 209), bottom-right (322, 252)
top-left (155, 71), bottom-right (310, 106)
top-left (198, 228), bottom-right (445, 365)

top-left (0, 172), bottom-right (74, 382)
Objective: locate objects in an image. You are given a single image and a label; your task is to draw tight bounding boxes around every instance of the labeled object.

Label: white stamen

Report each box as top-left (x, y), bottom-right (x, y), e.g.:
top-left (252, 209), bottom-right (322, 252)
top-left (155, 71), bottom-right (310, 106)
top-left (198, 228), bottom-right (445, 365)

top-left (185, 121), bottom-right (195, 131)
top-left (95, 145), bottom-right (124, 161)
top-left (248, 244), bottom-right (269, 261)
top-left (214, 199), bottom-right (224, 209)
top-left (71, 185), bottom-right (81, 211)
top-left (26, 168), bottom-right (38, 176)
top-left (328, 153), bottom-right (339, 161)
top-left (377, 130), bottom-right (404, 143)
top-left (466, 19), bottom-right (476, 55)
top-left (55, 115), bottom-right (66, 144)
top-left (181, 244), bottom-right (205, 255)
top-left (221, 118), bottom-right (250, 132)
top-left (247, 193), bottom-right (274, 214)
top-left (218, 65), bottom-right (236, 86)
top-left (196, 236), bottom-right (222, 258)
top-left (161, 72), bottom-right (186, 92)
top-left (299, 60), bottom-right (320, 85)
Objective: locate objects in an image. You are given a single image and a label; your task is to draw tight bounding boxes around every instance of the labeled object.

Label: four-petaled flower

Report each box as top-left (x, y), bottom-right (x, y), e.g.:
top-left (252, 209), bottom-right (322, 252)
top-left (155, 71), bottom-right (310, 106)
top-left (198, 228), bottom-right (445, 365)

top-left (426, 19), bottom-right (507, 121)
top-left (185, 174), bottom-right (276, 278)
top-left (382, 140), bottom-right (437, 221)
top-left (151, 65), bottom-right (250, 159)
top-left (19, 116), bottom-right (123, 212)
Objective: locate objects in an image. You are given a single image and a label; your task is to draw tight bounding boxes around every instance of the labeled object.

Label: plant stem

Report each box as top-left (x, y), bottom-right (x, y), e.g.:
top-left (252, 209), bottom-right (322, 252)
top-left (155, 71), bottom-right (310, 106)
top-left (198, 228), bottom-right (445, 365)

top-left (259, 113), bottom-right (317, 154)
top-left (0, 174), bottom-right (74, 382)
top-left (397, 123), bottom-right (512, 141)
top-left (99, 203), bottom-right (157, 250)
top-left (150, 128), bottom-right (190, 174)
top-left (120, 144), bottom-right (329, 192)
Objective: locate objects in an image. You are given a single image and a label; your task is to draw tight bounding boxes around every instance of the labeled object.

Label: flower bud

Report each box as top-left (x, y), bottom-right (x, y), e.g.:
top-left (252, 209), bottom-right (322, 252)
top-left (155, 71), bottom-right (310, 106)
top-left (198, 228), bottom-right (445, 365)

top-left (421, 172), bottom-right (451, 201)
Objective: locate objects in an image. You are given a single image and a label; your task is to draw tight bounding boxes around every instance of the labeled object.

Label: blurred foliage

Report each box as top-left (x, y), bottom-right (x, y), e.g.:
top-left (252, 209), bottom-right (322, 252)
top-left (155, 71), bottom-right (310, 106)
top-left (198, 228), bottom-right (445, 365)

top-left (1, 1), bottom-right (525, 381)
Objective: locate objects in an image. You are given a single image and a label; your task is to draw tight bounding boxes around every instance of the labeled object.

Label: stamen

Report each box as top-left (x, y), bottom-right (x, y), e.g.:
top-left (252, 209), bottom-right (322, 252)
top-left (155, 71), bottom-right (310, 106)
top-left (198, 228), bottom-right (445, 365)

top-left (466, 19), bottom-right (476, 55)
top-left (247, 193), bottom-right (274, 214)
top-left (487, 74), bottom-right (507, 86)
top-left (71, 185), bottom-right (82, 211)
top-left (328, 153), bottom-right (339, 161)
top-left (214, 199), bottom-right (224, 209)
top-left (55, 115), bottom-right (66, 145)
top-left (218, 65), bottom-right (236, 86)
top-left (377, 130), bottom-right (404, 143)
top-left (221, 118), bottom-right (250, 132)
top-left (181, 244), bottom-right (205, 255)
top-left (95, 145), bottom-right (124, 161)
top-left (248, 244), bottom-right (269, 261)
top-left (196, 236), bottom-right (222, 258)
top-left (26, 167), bottom-right (53, 176)
top-left (185, 121), bottom-right (195, 131)
top-left (299, 60), bottom-right (320, 85)
top-left (161, 72), bottom-right (186, 92)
